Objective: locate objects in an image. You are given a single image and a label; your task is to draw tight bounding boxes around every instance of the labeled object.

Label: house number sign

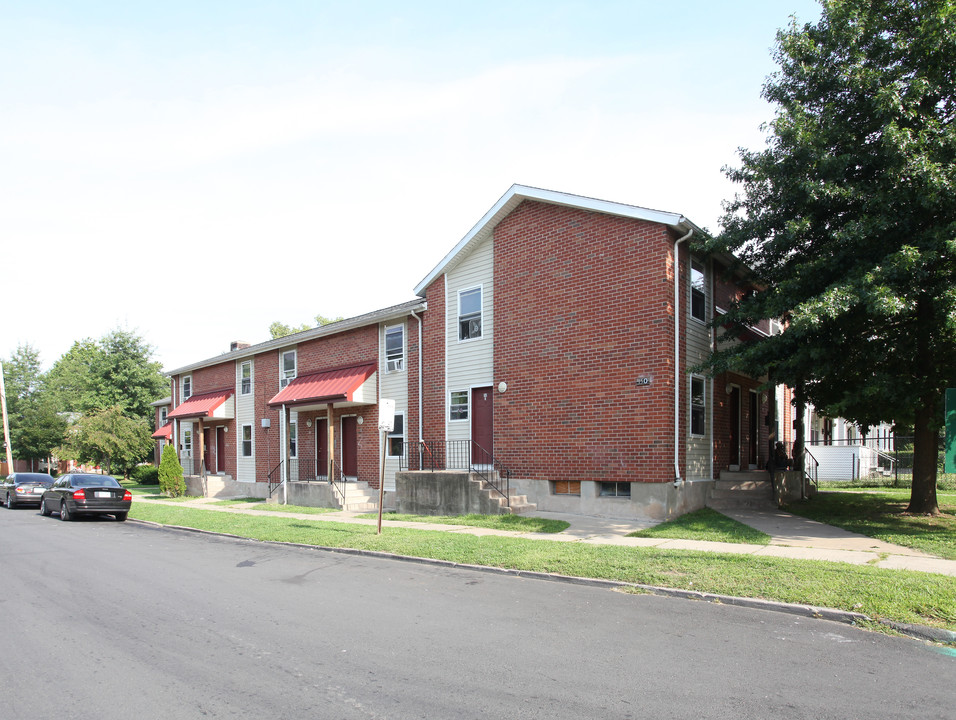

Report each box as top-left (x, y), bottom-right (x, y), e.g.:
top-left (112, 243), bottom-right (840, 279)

top-left (636, 377), bottom-right (651, 386)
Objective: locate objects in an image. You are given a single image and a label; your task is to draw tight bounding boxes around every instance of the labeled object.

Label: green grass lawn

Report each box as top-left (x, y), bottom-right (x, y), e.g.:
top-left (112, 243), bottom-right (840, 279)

top-left (128, 502), bottom-right (956, 635)
top-left (784, 489), bottom-right (956, 560)
top-left (354, 512), bottom-right (570, 534)
top-left (628, 508), bottom-right (771, 544)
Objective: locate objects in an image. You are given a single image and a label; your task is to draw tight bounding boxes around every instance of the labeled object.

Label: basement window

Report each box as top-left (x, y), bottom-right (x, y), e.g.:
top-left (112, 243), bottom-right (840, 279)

top-left (552, 481), bottom-right (581, 496)
top-left (600, 482), bottom-right (631, 498)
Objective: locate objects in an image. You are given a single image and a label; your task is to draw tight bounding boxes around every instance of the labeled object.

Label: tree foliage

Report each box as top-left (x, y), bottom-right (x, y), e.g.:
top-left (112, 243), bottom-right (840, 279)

top-left (158, 443), bottom-right (186, 497)
top-left (61, 405), bottom-right (154, 477)
top-left (269, 314), bottom-right (344, 339)
top-left (2, 344), bottom-right (66, 464)
top-left (703, 0), bottom-right (956, 514)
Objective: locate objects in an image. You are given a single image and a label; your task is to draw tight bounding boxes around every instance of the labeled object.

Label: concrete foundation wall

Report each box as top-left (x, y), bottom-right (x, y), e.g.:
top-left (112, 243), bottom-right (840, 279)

top-left (773, 471), bottom-right (806, 505)
top-left (512, 477), bottom-right (712, 521)
top-left (396, 471), bottom-right (507, 515)
top-left (185, 476), bottom-right (269, 500)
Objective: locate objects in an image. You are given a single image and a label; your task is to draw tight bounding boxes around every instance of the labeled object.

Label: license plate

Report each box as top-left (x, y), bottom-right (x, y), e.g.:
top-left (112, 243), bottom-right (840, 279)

top-left (95, 491), bottom-right (112, 498)
top-left (32, 487), bottom-right (45, 494)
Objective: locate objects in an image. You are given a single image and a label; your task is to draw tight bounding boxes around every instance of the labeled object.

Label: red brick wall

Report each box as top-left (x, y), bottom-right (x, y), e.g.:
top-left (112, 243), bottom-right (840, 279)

top-left (491, 200), bottom-right (679, 485)
top-left (712, 371), bottom-right (771, 472)
top-left (421, 279), bottom-right (446, 443)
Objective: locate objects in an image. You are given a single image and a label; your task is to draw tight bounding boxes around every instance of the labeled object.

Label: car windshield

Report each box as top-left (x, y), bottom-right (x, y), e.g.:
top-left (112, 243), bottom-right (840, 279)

top-left (71, 475), bottom-right (121, 488)
top-left (16, 473), bottom-right (53, 483)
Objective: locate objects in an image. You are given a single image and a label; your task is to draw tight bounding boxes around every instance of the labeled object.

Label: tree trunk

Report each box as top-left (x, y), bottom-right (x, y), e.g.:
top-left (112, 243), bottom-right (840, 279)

top-left (907, 400), bottom-right (940, 515)
top-left (793, 383), bottom-right (806, 474)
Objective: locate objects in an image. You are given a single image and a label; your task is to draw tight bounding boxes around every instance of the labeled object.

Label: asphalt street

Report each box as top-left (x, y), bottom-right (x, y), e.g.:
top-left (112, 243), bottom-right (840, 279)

top-left (1, 508), bottom-right (952, 719)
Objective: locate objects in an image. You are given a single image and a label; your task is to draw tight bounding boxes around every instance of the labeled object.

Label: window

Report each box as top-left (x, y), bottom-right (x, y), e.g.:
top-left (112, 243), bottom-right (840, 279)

top-left (289, 422), bottom-right (297, 458)
top-left (183, 429), bottom-right (192, 455)
top-left (280, 350), bottom-right (296, 388)
top-left (458, 287), bottom-right (482, 340)
top-left (450, 390), bottom-right (469, 420)
top-left (160, 407), bottom-right (167, 425)
top-left (241, 425), bottom-right (252, 457)
top-left (690, 376), bottom-right (706, 436)
top-left (690, 260), bottom-right (706, 321)
top-left (553, 481), bottom-right (581, 496)
top-left (181, 375), bottom-right (192, 401)
top-left (600, 482), bottom-right (631, 498)
top-left (240, 361), bottom-right (252, 395)
top-left (387, 413), bottom-right (405, 457)
top-left (385, 325), bottom-right (404, 372)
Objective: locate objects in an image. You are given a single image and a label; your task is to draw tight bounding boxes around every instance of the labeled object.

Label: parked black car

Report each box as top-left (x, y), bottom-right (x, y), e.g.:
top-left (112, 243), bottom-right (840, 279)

top-left (40, 474), bottom-right (132, 521)
top-left (3, 472), bottom-right (55, 509)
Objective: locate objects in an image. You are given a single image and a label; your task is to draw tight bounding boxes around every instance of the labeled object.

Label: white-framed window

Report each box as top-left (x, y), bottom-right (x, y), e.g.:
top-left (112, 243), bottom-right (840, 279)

top-left (181, 375), bottom-right (192, 402)
top-left (241, 425), bottom-right (252, 457)
top-left (690, 260), bottom-right (706, 322)
top-left (280, 350), bottom-right (296, 388)
top-left (240, 361), bottom-right (252, 395)
top-left (387, 412), bottom-right (405, 457)
top-left (458, 286), bottom-right (482, 341)
top-left (600, 482), bottom-right (631, 498)
top-left (385, 324), bottom-right (405, 373)
top-left (450, 390), bottom-right (469, 421)
top-left (289, 421), bottom-right (297, 458)
top-left (690, 376), bottom-right (706, 437)
top-left (183, 429), bottom-right (192, 455)
top-left (160, 407), bottom-right (167, 425)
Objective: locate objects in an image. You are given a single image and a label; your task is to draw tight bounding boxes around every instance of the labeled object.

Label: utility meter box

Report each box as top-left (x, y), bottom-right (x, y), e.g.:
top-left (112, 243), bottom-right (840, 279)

top-left (379, 398), bottom-right (395, 433)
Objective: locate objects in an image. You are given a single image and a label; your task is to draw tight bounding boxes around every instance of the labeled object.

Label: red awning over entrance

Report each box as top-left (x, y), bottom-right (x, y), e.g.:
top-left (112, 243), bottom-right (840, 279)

top-left (268, 364), bottom-right (377, 408)
top-left (167, 389), bottom-right (234, 420)
top-left (151, 422), bottom-right (173, 440)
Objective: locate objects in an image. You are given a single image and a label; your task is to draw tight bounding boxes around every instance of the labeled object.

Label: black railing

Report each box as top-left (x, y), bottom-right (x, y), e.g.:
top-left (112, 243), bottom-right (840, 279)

top-left (267, 460), bottom-right (283, 497)
top-left (398, 440), bottom-right (512, 507)
top-left (268, 458), bottom-right (348, 500)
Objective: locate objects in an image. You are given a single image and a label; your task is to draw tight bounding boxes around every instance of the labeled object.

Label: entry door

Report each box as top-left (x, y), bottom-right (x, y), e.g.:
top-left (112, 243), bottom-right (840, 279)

top-left (748, 391), bottom-right (758, 469)
top-left (315, 419), bottom-right (328, 478)
top-left (203, 428), bottom-right (213, 472)
top-left (216, 427), bottom-right (226, 473)
top-left (729, 387), bottom-right (741, 469)
top-left (342, 416), bottom-right (358, 478)
top-left (471, 386), bottom-right (494, 464)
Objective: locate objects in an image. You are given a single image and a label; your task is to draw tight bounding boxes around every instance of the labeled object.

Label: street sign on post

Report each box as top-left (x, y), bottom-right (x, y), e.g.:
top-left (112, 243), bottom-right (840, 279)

top-left (377, 399), bottom-right (395, 534)
top-left (946, 389), bottom-right (956, 475)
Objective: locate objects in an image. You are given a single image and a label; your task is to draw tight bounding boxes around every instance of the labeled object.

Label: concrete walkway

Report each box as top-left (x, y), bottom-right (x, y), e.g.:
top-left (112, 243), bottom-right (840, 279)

top-left (148, 497), bottom-right (956, 577)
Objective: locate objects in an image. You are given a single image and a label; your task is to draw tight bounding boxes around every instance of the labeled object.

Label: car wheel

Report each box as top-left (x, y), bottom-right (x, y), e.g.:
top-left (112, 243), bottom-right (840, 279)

top-left (4, 493), bottom-right (14, 509)
top-left (40, 498), bottom-right (52, 516)
top-left (59, 500), bottom-right (72, 521)
top-left (114, 512), bottom-right (128, 522)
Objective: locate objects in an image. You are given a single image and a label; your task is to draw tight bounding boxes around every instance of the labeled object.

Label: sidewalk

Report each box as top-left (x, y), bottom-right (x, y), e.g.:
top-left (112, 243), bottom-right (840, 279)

top-left (151, 497), bottom-right (956, 577)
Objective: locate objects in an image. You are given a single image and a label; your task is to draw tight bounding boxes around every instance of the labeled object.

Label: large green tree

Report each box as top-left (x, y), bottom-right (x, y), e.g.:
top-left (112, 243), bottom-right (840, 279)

top-left (60, 405), bottom-right (154, 477)
top-left (704, 0), bottom-right (956, 514)
top-left (2, 344), bottom-right (66, 467)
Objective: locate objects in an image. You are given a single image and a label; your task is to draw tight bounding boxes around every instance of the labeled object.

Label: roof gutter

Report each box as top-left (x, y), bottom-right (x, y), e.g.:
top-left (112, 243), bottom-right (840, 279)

top-left (674, 225), bottom-right (694, 486)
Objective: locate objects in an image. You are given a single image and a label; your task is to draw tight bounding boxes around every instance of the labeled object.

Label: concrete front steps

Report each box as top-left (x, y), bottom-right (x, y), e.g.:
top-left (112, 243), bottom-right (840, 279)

top-left (706, 470), bottom-right (776, 511)
top-left (334, 481), bottom-right (380, 512)
top-left (481, 480), bottom-right (536, 515)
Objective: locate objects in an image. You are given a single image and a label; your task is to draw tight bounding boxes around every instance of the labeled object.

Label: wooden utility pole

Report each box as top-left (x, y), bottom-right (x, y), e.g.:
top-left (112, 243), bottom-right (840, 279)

top-left (0, 361), bottom-right (14, 473)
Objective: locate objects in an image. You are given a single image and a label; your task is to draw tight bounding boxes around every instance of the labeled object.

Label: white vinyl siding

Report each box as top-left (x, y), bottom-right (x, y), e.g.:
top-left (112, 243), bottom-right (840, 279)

top-left (380, 321), bottom-right (410, 492)
top-left (236, 359), bottom-right (256, 481)
top-left (685, 255), bottom-right (711, 480)
top-left (445, 237), bottom-right (494, 443)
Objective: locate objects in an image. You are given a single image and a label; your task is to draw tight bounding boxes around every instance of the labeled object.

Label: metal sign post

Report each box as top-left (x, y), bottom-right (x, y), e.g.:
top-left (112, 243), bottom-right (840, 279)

top-left (377, 399), bottom-right (395, 535)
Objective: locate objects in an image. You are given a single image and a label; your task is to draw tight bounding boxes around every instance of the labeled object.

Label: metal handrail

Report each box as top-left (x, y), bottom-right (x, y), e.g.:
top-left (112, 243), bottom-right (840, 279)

top-left (328, 458), bottom-right (347, 505)
top-left (267, 460), bottom-right (283, 497)
top-left (398, 439), bottom-right (512, 507)
top-left (804, 448), bottom-right (819, 496)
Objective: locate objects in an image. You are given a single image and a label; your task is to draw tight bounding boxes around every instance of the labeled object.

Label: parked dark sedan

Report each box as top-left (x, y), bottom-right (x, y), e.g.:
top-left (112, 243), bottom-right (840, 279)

top-left (3, 472), bottom-right (55, 509)
top-left (40, 474), bottom-right (132, 521)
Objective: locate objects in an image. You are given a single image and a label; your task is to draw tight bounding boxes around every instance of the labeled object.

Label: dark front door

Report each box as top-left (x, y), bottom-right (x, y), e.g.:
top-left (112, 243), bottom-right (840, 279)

top-left (216, 427), bottom-right (226, 473)
top-left (729, 387), bottom-right (741, 469)
top-left (342, 416), bottom-right (358, 478)
top-left (748, 391), bottom-right (758, 468)
top-left (471, 386), bottom-right (494, 464)
top-left (315, 419), bottom-right (328, 478)
top-left (203, 428), bottom-right (213, 473)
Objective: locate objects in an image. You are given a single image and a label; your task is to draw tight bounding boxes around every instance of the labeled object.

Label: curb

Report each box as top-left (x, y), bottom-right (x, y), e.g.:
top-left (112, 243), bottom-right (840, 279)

top-left (129, 518), bottom-right (956, 646)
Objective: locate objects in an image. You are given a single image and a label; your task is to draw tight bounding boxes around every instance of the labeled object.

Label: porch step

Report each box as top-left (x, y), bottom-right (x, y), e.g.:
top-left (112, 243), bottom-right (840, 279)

top-left (707, 474), bottom-right (775, 511)
top-left (333, 481), bottom-right (380, 512)
top-left (480, 483), bottom-right (536, 515)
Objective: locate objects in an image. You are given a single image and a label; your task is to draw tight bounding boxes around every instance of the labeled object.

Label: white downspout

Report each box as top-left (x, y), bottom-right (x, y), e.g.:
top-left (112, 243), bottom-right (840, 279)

top-left (410, 307), bottom-right (425, 443)
top-left (674, 227), bottom-right (694, 486)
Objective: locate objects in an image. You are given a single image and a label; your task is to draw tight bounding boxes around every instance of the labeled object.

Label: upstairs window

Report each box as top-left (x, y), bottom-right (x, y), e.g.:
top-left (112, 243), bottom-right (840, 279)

top-left (690, 261), bottom-right (706, 322)
top-left (280, 350), bottom-right (296, 388)
top-left (458, 287), bottom-right (482, 341)
top-left (181, 375), bottom-right (192, 402)
top-left (240, 361), bottom-right (252, 395)
top-left (385, 325), bottom-right (405, 372)
top-left (160, 407), bottom-right (167, 425)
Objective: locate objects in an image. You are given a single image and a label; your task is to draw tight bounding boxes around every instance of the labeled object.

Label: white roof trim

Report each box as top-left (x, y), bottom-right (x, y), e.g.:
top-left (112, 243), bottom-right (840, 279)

top-left (413, 184), bottom-right (700, 296)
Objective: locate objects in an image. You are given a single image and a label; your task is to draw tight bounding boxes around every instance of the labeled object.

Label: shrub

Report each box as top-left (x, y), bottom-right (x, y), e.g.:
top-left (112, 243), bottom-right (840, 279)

top-left (158, 445), bottom-right (186, 497)
top-left (130, 464), bottom-right (159, 485)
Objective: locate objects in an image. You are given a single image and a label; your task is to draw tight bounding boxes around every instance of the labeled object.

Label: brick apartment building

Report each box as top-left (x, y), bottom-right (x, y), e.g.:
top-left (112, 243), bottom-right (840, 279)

top-left (154, 185), bottom-right (774, 520)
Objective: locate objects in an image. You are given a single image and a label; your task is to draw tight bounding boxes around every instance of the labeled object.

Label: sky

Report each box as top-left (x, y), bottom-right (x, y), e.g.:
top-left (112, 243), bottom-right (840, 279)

top-left (1, 0), bottom-right (823, 373)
